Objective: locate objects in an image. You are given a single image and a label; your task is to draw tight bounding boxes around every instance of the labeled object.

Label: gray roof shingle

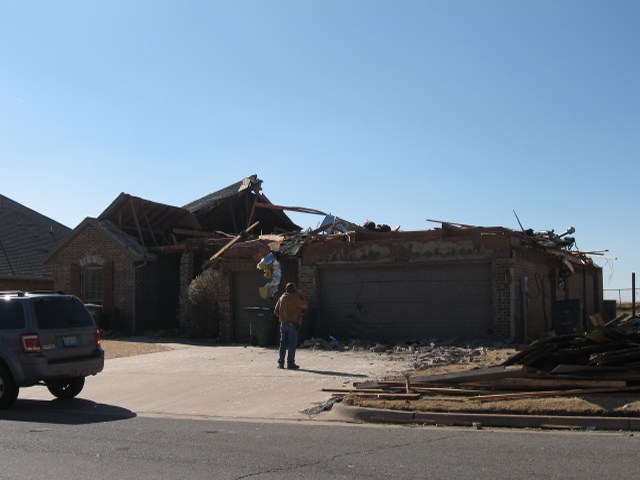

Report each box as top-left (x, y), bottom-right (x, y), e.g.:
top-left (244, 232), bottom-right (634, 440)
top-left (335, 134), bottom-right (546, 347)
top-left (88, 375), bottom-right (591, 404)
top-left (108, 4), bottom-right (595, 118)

top-left (0, 195), bottom-right (71, 276)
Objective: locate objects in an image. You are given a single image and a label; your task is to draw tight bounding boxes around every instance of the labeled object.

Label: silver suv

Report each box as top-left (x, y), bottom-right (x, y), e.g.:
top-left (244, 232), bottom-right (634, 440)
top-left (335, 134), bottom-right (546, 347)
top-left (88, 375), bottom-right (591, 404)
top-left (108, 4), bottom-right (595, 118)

top-left (0, 291), bottom-right (104, 408)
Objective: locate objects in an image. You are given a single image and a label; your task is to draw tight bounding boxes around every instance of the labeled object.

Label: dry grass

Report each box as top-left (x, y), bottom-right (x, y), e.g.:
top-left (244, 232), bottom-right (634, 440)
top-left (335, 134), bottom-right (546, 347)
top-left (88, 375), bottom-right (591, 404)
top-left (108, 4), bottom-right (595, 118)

top-left (345, 346), bottom-right (640, 417)
top-left (344, 393), bottom-right (640, 417)
top-left (101, 339), bottom-right (173, 359)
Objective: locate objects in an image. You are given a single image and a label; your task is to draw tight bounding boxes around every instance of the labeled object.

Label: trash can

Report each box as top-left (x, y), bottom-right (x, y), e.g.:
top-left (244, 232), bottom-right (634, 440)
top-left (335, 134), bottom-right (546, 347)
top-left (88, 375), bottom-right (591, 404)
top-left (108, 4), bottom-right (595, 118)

top-left (244, 307), bottom-right (274, 346)
top-left (603, 300), bottom-right (617, 322)
top-left (553, 299), bottom-right (582, 334)
top-left (84, 303), bottom-right (104, 329)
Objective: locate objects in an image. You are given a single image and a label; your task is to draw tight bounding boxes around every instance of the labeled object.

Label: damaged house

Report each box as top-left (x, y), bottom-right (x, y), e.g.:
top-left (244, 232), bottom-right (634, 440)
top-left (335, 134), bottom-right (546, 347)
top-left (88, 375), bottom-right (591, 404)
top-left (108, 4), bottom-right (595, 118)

top-left (45, 175), bottom-right (298, 333)
top-left (43, 174), bottom-right (605, 343)
top-left (211, 218), bottom-right (604, 344)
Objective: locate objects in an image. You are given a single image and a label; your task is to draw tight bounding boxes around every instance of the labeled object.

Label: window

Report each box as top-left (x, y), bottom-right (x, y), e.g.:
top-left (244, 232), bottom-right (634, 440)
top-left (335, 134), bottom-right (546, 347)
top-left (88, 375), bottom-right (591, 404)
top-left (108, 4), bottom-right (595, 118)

top-left (82, 265), bottom-right (103, 304)
top-left (0, 300), bottom-right (25, 330)
top-left (34, 297), bottom-right (94, 329)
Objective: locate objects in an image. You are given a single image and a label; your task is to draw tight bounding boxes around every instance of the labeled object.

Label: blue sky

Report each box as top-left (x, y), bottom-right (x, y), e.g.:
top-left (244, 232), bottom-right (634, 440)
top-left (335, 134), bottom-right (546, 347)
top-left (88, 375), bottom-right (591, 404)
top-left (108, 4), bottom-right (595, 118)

top-left (1, 1), bottom-right (638, 300)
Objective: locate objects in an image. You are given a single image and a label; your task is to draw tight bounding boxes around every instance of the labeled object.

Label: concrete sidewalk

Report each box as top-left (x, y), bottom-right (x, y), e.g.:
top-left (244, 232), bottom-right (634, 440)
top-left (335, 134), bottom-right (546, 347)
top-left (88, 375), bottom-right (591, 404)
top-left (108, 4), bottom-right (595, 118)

top-left (18, 343), bottom-right (410, 421)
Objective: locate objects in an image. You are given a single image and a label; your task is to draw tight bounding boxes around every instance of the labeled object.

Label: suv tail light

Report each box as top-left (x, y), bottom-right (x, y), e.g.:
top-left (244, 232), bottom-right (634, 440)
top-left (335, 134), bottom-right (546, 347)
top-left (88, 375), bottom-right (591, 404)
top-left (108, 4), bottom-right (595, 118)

top-left (21, 334), bottom-right (42, 353)
top-left (95, 329), bottom-right (101, 346)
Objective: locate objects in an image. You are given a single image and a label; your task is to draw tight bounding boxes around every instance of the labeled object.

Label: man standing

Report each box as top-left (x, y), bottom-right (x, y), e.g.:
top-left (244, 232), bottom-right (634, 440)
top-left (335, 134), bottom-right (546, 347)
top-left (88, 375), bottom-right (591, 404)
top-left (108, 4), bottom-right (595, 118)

top-left (274, 282), bottom-right (308, 369)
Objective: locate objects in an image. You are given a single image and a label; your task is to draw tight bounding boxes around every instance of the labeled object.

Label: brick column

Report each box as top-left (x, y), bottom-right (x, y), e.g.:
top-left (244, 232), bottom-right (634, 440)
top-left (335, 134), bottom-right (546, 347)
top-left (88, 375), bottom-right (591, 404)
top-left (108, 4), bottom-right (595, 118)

top-left (492, 259), bottom-right (514, 341)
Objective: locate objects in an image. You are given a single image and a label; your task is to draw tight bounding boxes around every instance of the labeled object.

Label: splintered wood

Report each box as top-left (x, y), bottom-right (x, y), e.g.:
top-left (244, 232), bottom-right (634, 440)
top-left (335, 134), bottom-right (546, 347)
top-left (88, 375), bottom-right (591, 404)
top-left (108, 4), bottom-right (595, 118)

top-left (324, 314), bottom-right (640, 403)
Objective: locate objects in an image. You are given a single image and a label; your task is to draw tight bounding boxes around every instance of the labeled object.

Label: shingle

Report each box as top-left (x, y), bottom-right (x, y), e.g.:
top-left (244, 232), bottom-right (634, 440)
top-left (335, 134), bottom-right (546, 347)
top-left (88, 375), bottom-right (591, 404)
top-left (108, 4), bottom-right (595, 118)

top-left (0, 195), bottom-right (71, 276)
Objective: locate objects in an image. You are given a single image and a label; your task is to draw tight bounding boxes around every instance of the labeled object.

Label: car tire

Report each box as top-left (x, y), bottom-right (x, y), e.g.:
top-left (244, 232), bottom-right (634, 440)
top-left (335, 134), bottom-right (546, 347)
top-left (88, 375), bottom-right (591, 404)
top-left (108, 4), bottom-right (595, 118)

top-left (0, 364), bottom-right (19, 409)
top-left (46, 377), bottom-right (85, 399)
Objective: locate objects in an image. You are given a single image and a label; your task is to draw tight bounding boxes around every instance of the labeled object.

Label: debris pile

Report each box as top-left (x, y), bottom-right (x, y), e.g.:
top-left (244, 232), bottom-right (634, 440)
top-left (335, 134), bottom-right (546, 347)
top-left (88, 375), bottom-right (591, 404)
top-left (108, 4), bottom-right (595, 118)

top-left (301, 337), bottom-right (498, 369)
top-left (324, 314), bottom-right (640, 403)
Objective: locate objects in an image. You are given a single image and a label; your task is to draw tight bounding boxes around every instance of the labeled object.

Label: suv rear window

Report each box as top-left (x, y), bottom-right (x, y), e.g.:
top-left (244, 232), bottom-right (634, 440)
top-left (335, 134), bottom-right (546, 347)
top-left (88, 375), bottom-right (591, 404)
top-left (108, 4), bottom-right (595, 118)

top-left (0, 300), bottom-right (25, 330)
top-left (33, 297), bottom-right (95, 329)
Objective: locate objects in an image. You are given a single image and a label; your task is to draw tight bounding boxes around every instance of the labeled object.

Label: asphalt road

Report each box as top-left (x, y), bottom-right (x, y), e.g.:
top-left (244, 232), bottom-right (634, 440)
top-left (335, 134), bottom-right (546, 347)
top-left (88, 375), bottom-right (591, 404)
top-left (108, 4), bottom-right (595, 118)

top-left (0, 410), bottom-right (638, 480)
top-left (4, 344), bottom-right (639, 479)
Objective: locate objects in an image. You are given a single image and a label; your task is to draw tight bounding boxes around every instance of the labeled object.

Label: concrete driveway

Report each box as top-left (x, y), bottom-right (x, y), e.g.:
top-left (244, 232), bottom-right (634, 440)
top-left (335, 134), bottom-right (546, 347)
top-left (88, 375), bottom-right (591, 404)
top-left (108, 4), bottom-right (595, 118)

top-left (18, 344), bottom-right (412, 421)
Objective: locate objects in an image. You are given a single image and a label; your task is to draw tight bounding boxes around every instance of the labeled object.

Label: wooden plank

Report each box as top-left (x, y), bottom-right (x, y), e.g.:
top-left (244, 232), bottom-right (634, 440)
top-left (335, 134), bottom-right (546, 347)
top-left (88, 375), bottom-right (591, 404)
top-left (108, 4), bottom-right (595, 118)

top-left (557, 342), bottom-right (628, 356)
top-left (590, 348), bottom-right (640, 366)
top-left (322, 388), bottom-right (404, 394)
top-left (550, 364), bottom-right (628, 374)
top-left (501, 334), bottom-right (581, 365)
top-left (349, 393), bottom-right (422, 400)
top-left (588, 313), bottom-right (605, 328)
top-left (469, 386), bottom-right (640, 402)
top-left (488, 377), bottom-right (627, 390)
top-left (606, 313), bottom-right (632, 327)
top-left (323, 389), bottom-right (422, 400)
top-left (411, 386), bottom-right (497, 395)
top-left (409, 365), bottom-right (526, 384)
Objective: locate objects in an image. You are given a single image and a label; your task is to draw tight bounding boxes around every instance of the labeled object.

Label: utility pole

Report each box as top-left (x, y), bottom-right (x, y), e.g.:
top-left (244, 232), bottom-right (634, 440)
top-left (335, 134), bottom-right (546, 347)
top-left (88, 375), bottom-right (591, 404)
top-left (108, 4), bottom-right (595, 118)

top-left (633, 272), bottom-right (636, 318)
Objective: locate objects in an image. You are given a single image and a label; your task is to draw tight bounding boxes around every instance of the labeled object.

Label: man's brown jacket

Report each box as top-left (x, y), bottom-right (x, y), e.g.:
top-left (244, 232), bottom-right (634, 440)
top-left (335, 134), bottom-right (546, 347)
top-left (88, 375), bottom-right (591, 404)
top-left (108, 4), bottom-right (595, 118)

top-left (274, 292), bottom-right (308, 325)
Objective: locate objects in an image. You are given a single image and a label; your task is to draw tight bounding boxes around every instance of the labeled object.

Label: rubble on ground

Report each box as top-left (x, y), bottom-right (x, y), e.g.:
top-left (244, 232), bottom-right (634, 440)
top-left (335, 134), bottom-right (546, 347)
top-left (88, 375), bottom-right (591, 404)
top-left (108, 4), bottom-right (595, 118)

top-left (324, 313), bottom-right (640, 404)
top-left (300, 336), bottom-right (511, 371)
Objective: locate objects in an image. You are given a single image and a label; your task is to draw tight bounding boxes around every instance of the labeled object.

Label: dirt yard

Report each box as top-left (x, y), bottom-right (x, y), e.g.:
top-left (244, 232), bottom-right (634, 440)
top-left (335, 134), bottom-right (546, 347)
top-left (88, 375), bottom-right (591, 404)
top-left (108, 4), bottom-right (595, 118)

top-left (101, 339), bottom-right (173, 359)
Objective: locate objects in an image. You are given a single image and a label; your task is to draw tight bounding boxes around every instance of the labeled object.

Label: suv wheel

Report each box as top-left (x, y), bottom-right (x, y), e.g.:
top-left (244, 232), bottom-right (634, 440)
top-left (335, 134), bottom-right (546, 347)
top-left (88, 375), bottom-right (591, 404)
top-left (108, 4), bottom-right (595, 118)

top-left (46, 377), bottom-right (85, 399)
top-left (0, 364), bottom-right (19, 409)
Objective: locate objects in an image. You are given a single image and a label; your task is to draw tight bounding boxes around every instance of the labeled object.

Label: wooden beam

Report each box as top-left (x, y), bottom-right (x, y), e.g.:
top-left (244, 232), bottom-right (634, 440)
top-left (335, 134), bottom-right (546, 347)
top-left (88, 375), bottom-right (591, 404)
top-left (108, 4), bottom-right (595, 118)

top-left (128, 199), bottom-right (146, 247)
top-left (410, 365), bottom-right (526, 384)
top-left (140, 206), bottom-right (160, 247)
top-left (209, 221), bottom-right (260, 261)
top-left (254, 202), bottom-right (327, 216)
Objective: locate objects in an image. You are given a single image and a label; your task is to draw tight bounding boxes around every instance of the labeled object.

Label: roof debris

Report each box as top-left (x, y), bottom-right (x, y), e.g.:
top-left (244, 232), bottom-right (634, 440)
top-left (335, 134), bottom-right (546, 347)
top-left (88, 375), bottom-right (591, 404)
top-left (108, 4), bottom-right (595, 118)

top-left (325, 314), bottom-right (640, 402)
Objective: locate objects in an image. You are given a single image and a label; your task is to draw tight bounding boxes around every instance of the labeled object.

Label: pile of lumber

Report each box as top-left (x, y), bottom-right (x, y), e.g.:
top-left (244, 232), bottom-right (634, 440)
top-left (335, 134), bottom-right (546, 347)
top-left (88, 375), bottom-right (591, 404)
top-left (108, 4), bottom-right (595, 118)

top-left (324, 314), bottom-right (640, 402)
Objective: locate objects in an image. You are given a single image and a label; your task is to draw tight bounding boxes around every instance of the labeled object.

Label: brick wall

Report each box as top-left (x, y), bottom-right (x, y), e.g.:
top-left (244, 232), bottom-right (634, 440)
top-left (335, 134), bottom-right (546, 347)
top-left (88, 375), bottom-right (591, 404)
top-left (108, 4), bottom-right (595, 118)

top-left (0, 276), bottom-right (54, 291)
top-left (48, 222), bottom-right (137, 332)
top-left (492, 259), bottom-right (513, 341)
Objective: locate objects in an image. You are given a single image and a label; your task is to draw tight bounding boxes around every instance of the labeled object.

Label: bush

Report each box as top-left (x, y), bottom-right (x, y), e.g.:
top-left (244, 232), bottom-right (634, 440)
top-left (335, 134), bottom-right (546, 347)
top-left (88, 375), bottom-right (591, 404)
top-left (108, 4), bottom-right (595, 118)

top-left (183, 269), bottom-right (221, 338)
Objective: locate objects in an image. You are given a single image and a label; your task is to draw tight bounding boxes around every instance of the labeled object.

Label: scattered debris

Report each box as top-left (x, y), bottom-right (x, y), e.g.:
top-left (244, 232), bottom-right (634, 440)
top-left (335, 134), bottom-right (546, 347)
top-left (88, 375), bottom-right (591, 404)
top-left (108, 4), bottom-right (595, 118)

top-left (256, 251), bottom-right (281, 299)
top-left (324, 317), bottom-right (640, 404)
top-left (300, 396), bottom-right (343, 416)
top-left (301, 337), bottom-right (500, 371)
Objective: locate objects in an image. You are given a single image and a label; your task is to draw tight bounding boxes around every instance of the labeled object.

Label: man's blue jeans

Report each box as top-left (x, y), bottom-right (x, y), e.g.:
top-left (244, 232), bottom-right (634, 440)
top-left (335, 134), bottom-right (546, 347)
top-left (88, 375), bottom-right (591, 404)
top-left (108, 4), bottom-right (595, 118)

top-left (278, 323), bottom-right (299, 366)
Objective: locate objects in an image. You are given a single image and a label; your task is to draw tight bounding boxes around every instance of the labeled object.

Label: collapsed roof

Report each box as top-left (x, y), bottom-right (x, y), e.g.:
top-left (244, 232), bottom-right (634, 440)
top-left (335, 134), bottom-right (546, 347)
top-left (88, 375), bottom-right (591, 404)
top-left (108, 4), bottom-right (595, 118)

top-left (93, 175), bottom-right (300, 252)
top-left (183, 175), bottom-right (300, 234)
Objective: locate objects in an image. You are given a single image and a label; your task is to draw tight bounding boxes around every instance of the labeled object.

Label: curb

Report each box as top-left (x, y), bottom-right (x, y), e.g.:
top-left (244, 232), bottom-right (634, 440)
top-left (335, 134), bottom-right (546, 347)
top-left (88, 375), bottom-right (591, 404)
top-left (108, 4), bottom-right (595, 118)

top-left (326, 404), bottom-right (640, 431)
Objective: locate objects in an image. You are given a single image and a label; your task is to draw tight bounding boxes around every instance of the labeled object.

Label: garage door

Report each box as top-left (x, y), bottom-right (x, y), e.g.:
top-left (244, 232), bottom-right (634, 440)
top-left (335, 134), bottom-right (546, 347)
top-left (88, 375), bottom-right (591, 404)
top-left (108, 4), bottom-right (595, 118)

top-left (317, 263), bottom-right (492, 341)
top-left (232, 261), bottom-right (298, 343)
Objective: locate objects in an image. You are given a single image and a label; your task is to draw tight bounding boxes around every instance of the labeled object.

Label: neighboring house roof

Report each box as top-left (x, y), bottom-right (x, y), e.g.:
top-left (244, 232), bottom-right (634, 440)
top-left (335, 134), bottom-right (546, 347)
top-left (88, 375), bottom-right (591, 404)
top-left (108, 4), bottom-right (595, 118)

top-left (0, 195), bottom-right (71, 277)
top-left (45, 217), bottom-right (156, 263)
